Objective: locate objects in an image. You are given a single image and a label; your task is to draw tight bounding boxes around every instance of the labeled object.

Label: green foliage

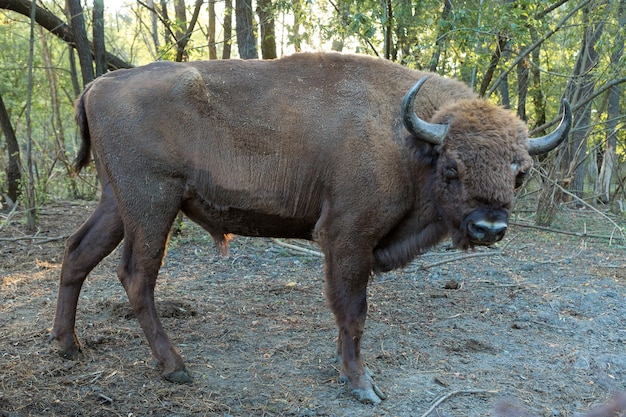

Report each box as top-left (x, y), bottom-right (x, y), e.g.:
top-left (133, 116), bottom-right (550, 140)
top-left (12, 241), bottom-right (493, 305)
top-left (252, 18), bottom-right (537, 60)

top-left (1, 9), bottom-right (81, 203)
top-left (0, 0), bottom-right (625, 211)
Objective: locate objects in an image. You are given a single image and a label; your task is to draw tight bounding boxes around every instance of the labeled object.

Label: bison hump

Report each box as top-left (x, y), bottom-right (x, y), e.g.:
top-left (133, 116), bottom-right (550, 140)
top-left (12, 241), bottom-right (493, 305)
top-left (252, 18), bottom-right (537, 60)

top-left (169, 66), bottom-right (208, 102)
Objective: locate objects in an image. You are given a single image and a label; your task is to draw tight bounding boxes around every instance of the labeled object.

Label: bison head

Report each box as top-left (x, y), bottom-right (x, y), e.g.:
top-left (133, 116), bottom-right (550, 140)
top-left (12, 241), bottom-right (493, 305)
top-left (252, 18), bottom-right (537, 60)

top-left (402, 77), bottom-right (571, 250)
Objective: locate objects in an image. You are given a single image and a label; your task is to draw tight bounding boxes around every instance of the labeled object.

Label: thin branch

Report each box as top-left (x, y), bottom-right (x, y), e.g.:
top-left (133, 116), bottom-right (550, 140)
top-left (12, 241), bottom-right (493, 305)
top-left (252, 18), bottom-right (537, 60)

top-left (420, 389), bottom-right (499, 417)
top-left (0, 0), bottom-right (133, 70)
top-left (136, 0), bottom-right (177, 43)
top-left (580, 392), bottom-right (626, 417)
top-left (535, 240), bottom-right (586, 264)
top-left (271, 239), bottom-right (323, 257)
top-left (326, 0), bottom-right (380, 57)
top-left (533, 167), bottom-right (625, 243)
top-left (0, 234), bottom-right (68, 243)
top-left (529, 76), bottom-right (626, 135)
top-left (175, 0), bottom-right (203, 62)
top-left (496, 391), bottom-right (626, 417)
top-left (485, 0), bottom-right (592, 98)
top-left (0, 199), bottom-right (19, 232)
top-left (419, 250), bottom-right (501, 270)
top-left (510, 220), bottom-right (621, 242)
top-left (535, 0), bottom-right (571, 20)
top-left (418, 234), bottom-right (518, 270)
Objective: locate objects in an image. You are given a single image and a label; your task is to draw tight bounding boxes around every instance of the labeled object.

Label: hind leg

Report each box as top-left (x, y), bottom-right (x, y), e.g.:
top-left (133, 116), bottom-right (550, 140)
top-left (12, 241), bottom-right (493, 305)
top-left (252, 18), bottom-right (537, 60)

top-left (51, 182), bottom-right (124, 357)
top-left (114, 182), bottom-right (189, 382)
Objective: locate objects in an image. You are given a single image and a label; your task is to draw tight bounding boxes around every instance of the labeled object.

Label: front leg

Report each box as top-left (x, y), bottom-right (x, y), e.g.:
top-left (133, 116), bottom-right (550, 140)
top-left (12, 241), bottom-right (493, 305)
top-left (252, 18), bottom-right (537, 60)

top-left (323, 246), bottom-right (387, 404)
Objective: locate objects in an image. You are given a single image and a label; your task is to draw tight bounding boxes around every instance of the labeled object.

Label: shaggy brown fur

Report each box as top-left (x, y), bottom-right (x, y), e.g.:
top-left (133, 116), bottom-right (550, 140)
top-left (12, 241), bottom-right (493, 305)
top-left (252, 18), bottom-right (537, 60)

top-left (51, 52), bottom-right (565, 404)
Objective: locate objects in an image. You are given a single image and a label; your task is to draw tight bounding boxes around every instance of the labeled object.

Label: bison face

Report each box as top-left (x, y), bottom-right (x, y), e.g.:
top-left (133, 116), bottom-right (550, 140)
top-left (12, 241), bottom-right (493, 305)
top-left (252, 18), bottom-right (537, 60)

top-left (429, 100), bottom-right (533, 250)
top-left (401, 77), bottom-right (570, 250)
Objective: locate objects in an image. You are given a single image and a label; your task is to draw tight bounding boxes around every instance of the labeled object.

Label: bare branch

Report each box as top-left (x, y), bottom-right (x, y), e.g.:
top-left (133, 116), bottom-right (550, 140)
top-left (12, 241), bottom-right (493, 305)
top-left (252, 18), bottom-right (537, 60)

top-left (271, 239), bottom-right (323, 257)
top-left (420, 389), bottom-right (499, 417)
top-left (0, 234), bottom-right (68, 243)
top-left (533, 167), bottom-right (626, 242)
top-left (530, 76), bottom-right (626, 135)
top-left (0, 0), bottom-right (132, 70)
top-left (484, 0), bottom-right (592, 98)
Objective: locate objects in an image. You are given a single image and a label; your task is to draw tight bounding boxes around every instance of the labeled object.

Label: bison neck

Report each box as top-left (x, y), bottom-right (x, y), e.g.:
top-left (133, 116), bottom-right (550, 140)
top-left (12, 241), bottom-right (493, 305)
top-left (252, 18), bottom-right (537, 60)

top-left (372, 171), bottom-right (447, 272)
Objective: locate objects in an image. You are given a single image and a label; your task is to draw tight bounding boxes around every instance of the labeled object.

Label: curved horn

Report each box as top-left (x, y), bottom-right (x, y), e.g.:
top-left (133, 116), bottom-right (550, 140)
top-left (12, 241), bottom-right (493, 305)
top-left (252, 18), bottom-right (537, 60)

top-left (401, 77), bottom-right (449, 145)
top-left (528, 99), bottom-right (572, 155)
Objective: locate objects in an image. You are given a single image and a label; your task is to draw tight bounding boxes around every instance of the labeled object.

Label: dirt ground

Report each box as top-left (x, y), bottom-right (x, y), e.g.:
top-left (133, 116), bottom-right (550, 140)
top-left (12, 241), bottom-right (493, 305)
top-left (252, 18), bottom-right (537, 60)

top-left (0, 201), bottom-right (625, 417)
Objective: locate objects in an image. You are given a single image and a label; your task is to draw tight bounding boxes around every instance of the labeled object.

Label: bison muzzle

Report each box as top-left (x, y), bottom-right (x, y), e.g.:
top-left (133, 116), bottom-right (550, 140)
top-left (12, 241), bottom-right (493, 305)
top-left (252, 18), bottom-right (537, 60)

top-left (51, 52), bottom-right (571, 404)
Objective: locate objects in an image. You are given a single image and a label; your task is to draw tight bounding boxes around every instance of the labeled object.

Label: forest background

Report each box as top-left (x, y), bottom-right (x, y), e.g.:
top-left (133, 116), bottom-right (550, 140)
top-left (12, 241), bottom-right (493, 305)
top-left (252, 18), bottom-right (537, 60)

top-left (0, 0), bottom-right (625, 234)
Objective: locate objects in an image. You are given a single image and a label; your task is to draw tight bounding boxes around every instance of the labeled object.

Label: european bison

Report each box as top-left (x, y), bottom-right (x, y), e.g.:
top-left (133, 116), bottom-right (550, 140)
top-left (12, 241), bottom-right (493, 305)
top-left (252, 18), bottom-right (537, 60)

top-left (51, 52), bottom-right (571, 404)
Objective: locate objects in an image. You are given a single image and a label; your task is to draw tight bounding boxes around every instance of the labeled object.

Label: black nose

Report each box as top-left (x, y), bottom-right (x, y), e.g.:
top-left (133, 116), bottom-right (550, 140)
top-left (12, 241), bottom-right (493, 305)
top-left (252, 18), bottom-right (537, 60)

top-left (467, 219), bottom-right (507, 244)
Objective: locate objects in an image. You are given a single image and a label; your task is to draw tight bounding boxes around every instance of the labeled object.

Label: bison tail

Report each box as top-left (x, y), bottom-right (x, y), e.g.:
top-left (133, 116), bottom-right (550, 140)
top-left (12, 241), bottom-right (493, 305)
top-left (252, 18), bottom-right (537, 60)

top-left (73, 89), bottom-right (91, 174)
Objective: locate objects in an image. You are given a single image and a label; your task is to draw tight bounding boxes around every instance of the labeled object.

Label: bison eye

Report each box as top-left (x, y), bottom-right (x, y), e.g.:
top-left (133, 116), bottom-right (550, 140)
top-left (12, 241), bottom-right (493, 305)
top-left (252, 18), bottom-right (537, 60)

top-left (443, 163), bottom-right (458, 181)
top-left (514, 171), bottom-right (528, 189)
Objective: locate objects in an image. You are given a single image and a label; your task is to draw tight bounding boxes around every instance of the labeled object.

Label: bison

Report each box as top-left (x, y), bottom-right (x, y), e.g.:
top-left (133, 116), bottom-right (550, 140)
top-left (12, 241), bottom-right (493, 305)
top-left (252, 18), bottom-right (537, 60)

top-left (51, 52), bottom-right (571, 404)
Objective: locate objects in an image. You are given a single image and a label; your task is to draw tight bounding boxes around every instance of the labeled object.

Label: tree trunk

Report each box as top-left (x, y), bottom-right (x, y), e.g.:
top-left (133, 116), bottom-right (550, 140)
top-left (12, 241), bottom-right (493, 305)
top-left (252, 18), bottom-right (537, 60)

top-left (529, 42), bottom-right (546, 133)
top-left (535, 173), bottom-right (570, 226)
top-left (40, 26), bottom-right (78, 197)
top-left (498, 48), bottom-right (511, 108)
top-left (535, 2), bottom-right (603, 225)
top-left (291, 0), bottom-right (303, 52)
top-left (393, 0), bottom-right (414, 65)
top-left (208, 0), bottom-right (217, 59)
top-left (383, 0), bottom-right (392, 60)
top-left (68, 45), bottom-right (81, 97)
top-left (26, 0), bottom-right (37, 231)
top-left (516, 58), bottom-right (529, 121)
top-left (257, 0), bottom-right (276, 59)
top-left (485, 0), bottom-right (591, 98)
top-left (66, 0), bottom-right (94, 86)
top-left (161, 0), bottom-right (203, 62)
top-left (478, 34), bottom-right (509, 98)
top-left (236, 0), bottom-right (258, 59)
top-left (160, 0), bottom-right (172, 46)
top-left (174, 0), bottom-right (188, 61)
top-left (564, 12), bottom-right (604, 200)
top-left (428, 0), bottom-right (452, 73)
top-left (330, 0), bottom-right (349, 52)
top-left (596, 0), bottom-right (624, 204)
top-left (0, 94), bottom-right (21, 207)
top-left (0, 0), bottom-right (132, 70)
top-left (92, 0), bottom-right (106, 77)
top-left (147, 0), bottom-right (160, 55)
top-left (222, 0), bottom-right (232, 58)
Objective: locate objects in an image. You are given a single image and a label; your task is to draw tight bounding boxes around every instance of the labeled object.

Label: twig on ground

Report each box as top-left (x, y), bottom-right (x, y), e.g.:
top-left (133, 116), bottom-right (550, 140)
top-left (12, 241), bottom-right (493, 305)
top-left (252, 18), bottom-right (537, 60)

top-left (0, 199), bottom-right (19, 232)
top-left (419, 251), bottom-right (500, 270)
top-left (495, 391), bottom-right (626, 417)
top-left (97, 393), bottom-right (113, 403)
top-left (535, 240), bottom-right (587, 265)
top-left (271, 238), bottom-right (323, 257)
top-left (419, 234), bottom-right (518, 270)
top-left (511, 221), bottom-right (623, 243)
top-left (531, 320), bottom-right (569, 331)
top-left (532, 168), bottom-right (626, 243)
top-left (570, 391), bottom-right (626, 417)
top-left (420, 389), bottom-right (499, 417)
top-left (0, 234), bottom-right (68, 243)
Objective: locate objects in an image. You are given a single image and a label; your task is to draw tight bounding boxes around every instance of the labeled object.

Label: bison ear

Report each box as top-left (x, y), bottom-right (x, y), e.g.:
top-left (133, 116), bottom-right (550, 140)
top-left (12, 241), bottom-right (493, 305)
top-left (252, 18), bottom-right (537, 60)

top-left (405, 135), bottom-right (441, 166)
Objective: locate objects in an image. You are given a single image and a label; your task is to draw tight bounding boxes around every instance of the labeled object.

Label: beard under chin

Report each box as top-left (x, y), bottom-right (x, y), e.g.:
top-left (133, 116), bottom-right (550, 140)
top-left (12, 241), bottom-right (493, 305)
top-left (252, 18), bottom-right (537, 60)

top-left (449, 226), bottom-right (475, 251)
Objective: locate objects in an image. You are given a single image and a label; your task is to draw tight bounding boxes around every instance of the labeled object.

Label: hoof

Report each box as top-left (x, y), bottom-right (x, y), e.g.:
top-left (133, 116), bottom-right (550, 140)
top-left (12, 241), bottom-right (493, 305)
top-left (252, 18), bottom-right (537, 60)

top-left (340, 371), bottom-right (387, 404)
top-left (59, 349), bottom-right (81, 360)
top-left (49, 330), bottom-right (82, 359)
top-left (351, 385), bottom-right (387, 404)
top-left (163, 368), bottom-right (192, 384)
